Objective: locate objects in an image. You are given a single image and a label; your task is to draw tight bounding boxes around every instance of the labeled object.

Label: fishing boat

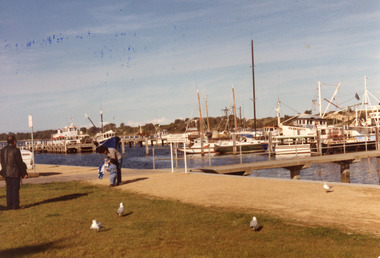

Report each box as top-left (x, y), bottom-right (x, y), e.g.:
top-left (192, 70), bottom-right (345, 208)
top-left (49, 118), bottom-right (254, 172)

top-left (85, 112), bottom-right (120, 149)
top-left (93, 130), bottom-right (120, 149)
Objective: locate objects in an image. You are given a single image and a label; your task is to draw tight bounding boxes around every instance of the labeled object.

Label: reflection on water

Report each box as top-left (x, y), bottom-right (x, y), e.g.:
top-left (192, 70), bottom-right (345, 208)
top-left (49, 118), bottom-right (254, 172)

top-left (34, 146), bottom-right (379, 185)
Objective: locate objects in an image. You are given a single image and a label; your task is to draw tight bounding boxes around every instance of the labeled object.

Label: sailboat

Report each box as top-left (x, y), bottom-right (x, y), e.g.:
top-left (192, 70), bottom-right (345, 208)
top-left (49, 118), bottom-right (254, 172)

top-left (214, 85), bottom-right (268, 155)
top-left (178, 90), bottom-right (217, 154)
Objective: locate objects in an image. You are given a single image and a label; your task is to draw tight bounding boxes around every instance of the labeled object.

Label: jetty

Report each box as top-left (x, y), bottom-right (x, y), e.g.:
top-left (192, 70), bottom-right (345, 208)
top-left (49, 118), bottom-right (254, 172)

top-left (16, 136), bottom-right (169, 154)
top-left (190, 150), bottom-right (380, 183)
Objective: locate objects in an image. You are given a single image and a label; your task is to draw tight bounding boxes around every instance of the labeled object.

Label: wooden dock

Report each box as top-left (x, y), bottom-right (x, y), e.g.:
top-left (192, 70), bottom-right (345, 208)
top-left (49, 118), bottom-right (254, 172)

top-left (190, 150), bottom-right (380, 183)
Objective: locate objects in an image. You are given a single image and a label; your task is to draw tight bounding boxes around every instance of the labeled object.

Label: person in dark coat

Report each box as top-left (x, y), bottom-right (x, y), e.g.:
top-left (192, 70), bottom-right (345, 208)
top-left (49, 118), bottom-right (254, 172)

top-left (97, 145), bottom-right (122, 185)
top-left (0, 134), bottom-right (28, 209)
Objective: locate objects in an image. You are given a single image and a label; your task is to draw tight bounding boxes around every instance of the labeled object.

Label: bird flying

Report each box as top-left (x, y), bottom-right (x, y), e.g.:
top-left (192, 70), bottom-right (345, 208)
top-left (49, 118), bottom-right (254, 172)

top-left (118, 202), bottom-right (124, 216)
top-left (250, 216), bottom-right (258, 231)
top-left (90, 220), bottom-right (102, 231)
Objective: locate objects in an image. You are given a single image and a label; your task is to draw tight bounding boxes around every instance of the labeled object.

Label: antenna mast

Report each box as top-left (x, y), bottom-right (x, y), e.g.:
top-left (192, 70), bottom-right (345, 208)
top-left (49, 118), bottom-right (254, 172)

top-left (251, 40), bottom-right (257, 136)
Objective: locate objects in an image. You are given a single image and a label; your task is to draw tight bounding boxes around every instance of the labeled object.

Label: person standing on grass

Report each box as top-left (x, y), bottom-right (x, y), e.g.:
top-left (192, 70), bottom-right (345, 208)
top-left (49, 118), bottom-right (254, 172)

top-left (0, 134), bottom-right (28, 210)
top-left (107, 158), bottom-right (118, 187)
top-left (98, 145), bottom-right (123, 185)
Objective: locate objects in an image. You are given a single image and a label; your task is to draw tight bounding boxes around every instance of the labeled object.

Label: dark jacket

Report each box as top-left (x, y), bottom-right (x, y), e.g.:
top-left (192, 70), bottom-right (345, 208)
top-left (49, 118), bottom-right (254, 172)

top-left (0, 144), bottom-right (27, 178)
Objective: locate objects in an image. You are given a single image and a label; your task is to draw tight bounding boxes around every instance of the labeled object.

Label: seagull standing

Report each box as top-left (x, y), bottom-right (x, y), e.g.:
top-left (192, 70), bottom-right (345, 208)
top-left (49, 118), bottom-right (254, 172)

top-left (250, 216), bottom-right (258, 231)
top-left (323, 182), bottom-right (333, 192)
top-left (117, 202), bottom-right (124, 216)
top-left (90, 220), bottom-right (102, 231)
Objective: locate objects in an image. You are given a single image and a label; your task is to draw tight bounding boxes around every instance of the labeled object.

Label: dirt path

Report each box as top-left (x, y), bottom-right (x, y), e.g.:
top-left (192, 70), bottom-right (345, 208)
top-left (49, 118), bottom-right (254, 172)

top-left (3, 164), bottom-right (379, 236)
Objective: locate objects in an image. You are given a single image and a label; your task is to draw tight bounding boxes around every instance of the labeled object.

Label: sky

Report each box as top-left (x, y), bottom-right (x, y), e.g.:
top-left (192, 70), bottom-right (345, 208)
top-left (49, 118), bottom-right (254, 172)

top-left (1, 0), bottom-right (379, 133)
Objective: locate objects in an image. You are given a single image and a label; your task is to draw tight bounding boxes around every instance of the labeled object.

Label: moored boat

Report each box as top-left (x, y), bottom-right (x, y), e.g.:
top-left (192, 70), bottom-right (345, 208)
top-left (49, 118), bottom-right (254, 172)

top-left (214, 137), bottom-right (268, 155)
top-left (178, 138), bottom-right (216, 154)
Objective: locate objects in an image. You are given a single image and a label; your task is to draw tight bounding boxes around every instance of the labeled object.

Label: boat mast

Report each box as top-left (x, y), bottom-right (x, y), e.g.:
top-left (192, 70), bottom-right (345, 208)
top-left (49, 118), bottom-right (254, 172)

top-left (251, 40), bottom-right (257, 136)
top-left (318, 81), bottom-right (322, 117)
top-left (197, 90), bottom-right (205, 155)
top-left (232, 85), bottom-right (238, 132)
top-left (205, 94), bottom-right (211, 132)
top-left (100, 110), bottom-right (104, 133)
top-left (364, 75), bottom-right (368, 124)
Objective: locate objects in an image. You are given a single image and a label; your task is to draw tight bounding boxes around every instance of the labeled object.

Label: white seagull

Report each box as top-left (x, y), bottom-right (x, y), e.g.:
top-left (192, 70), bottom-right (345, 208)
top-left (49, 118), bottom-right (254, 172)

top-left (90, 220), bottom-right (102, 231)
top-left (250, 216), bottom-right (258, 231)
top-left (117, 202), bottom-right (124, 216)
top-left (323, 182), bottom-right (333, 192)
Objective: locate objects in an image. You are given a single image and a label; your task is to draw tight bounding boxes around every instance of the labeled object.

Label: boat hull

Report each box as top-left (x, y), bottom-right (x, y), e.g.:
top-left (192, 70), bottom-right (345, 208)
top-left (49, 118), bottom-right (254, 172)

top-left (214, 143), bottom-right (268, 155)
top-left (97, 136), bottom-right (121, 149)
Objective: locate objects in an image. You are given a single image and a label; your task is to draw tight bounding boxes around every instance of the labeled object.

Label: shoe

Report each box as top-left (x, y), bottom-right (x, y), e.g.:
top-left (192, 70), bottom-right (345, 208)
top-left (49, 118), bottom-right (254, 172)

top-left (13, 206), bottom-right (23, 210)
top-left (109, 184), bottom-right (115, 187)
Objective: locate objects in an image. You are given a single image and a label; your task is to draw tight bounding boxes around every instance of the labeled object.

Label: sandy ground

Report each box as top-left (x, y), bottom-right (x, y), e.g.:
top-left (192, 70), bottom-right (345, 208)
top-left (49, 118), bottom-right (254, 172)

top-left (1, 164), bottom-right (379, 237)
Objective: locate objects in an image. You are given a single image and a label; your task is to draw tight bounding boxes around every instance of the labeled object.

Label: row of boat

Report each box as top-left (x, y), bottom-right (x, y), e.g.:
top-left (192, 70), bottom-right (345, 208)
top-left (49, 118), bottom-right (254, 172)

top-left (175, 109), bottom-right (379, 156)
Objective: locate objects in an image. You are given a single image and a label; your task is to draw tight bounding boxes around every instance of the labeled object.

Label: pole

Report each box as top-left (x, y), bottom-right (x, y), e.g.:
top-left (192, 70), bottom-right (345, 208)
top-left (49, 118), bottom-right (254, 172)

top-left (251, 40), bottom-right (257, 137)
top-left (184, 140), bottom-right (187, 173)
top-left (197, 90), bottom-right (204, 155)
top-left (318, 81), bottom-right (322, 117)
top-left (170, 143), bottom-right (174, 172)
top-left (205, 94), bottom-right (211, 132)
top-left (232, 85), bottom-right (238, 132)
top-left (28, 115), bottom-right (36, 174)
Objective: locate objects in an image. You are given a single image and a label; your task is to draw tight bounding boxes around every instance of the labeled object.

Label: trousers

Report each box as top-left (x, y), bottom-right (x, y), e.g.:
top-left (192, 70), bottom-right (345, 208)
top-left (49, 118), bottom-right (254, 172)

top-left (117, 158), bottom-right (123, 184)
top-left (5, 177), bottom-right (21, 209)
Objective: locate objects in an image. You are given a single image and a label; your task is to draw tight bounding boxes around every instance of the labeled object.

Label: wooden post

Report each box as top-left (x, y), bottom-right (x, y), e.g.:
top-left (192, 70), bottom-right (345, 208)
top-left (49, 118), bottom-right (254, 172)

top-left (268, 131), bottom-right (273, 156)
top-left (316, 130), bottom-right (321, 156)
top-left (342, 118), bottom-right (346, 154)
top-left (290, 169), bottom-right (300, 179)
top-left (152, 148), bottom-right (155, 169)
top-left (288, 165), bottom-right (303, 179)
top-left (145, 137), bottom-right (149, 155)
top-left (232, 134), bottom-right (237, 154)
top-left (121, 141), bottom-right (125, 154)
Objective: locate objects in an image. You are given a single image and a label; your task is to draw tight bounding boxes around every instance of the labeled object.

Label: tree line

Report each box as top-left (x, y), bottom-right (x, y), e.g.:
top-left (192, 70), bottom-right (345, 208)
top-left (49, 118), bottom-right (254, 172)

top-left (0, 115), bottom-right (292, 141)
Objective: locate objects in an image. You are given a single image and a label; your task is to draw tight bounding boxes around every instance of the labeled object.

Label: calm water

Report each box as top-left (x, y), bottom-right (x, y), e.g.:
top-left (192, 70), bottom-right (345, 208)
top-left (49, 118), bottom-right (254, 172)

top-left (34, 145), bottom-right (380, 185)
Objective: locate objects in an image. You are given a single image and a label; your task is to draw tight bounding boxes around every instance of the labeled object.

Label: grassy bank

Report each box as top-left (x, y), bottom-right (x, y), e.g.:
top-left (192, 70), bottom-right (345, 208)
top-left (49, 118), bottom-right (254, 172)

top-left (0, 182), bottom-right (379, 257)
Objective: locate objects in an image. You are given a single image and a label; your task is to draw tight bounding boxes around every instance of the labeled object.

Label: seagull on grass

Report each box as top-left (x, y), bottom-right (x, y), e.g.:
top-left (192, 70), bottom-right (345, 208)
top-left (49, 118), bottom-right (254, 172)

top-left (250, 216), bottom-right (258, 231)
top-left (117, 202), bottom-right (124, 216)
top-left (323, 182), bottom-right (333, 192)
top-left (90, 220), bottom-right (102, 231)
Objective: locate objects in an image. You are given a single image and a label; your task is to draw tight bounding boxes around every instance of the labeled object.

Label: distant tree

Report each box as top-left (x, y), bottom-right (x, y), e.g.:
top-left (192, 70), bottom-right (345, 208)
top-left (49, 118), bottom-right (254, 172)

top-left (304, 110), bottom-right (312, 114)
top-left (87, 126), bottom-right (98, 136)
top-left (104, 123), bottom-right (116, 132)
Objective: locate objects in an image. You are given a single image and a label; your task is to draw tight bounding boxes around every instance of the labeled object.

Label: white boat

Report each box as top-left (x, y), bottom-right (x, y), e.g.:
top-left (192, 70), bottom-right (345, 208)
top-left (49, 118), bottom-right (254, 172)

top-left (178, 138), bottom-right (216, 154)
top-left (51, 121), bottom-right (93, 152)
top-left (21, 149), bottom-right (33, 169)
top-left (272, 136), bottom-right (313, 155)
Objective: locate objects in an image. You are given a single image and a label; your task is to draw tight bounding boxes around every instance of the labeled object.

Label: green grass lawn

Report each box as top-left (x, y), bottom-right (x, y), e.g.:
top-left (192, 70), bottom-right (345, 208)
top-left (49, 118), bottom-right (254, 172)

top-left (0, 181), bottom-right (379, 257)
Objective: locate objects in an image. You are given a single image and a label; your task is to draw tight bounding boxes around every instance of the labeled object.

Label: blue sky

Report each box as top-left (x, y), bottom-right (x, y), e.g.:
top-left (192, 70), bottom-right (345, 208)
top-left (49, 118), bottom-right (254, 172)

top-left (1, 0), bottom-right (379, 133)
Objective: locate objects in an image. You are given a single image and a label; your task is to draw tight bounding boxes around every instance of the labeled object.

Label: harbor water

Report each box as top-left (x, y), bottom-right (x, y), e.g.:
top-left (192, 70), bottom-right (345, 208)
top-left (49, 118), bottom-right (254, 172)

top-left (34, 145), bottom-right (380, 185)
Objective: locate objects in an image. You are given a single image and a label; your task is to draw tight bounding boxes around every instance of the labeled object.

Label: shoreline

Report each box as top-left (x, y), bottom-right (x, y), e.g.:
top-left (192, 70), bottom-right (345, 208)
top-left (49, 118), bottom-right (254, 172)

top-left (1, 164), bottom-right (379, 237)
